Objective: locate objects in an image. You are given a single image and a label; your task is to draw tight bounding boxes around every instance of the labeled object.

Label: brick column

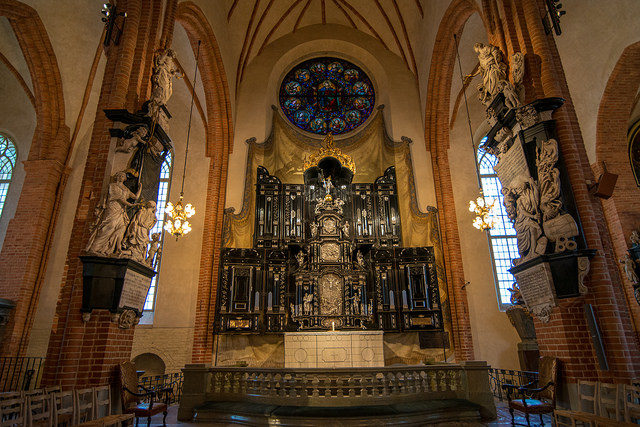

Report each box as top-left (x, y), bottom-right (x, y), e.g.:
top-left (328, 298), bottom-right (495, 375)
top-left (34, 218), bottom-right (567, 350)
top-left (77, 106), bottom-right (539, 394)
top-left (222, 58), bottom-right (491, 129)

top-left (42, 0), bottom-right (146, 389)
top-left (0, 158), bottom-right (67, 357)
top-left (514, 0), bottom-right (640, 382)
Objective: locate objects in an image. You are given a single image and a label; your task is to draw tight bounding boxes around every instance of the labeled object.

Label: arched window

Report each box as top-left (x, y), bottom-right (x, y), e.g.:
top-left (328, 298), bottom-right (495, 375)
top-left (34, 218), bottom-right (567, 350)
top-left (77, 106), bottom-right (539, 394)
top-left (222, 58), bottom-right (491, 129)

top-left (477, 142), bottom-right (519, 308)
top-left (0, 134), bottom-right (17, 218)
top-left (143, 151), bottom-right (173, 312)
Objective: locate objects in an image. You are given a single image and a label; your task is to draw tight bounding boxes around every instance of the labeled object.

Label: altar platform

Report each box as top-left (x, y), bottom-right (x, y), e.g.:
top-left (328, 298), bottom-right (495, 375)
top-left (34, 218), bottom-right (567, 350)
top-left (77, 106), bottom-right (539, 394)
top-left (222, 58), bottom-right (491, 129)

top-left (177, 361), bottom-right (496, 424)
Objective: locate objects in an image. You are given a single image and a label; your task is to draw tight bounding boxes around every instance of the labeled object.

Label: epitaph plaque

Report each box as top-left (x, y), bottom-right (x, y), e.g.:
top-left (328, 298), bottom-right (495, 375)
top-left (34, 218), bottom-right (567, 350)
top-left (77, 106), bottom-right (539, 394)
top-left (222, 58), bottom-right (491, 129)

top-left (493, 140), bottom-right (530, 189)
top-left (512, 262), bottom-right (556, 323)
top-left (119, 268), bottom-right (153, 313)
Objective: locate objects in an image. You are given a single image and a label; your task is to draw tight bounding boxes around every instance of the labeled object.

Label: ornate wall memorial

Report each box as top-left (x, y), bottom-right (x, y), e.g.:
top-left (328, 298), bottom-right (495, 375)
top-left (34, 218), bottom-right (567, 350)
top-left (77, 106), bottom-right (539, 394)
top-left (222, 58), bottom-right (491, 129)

top-left (474, 44), bottom-right (595, 323)
top-left (79, 49), bottom-right (177, 329)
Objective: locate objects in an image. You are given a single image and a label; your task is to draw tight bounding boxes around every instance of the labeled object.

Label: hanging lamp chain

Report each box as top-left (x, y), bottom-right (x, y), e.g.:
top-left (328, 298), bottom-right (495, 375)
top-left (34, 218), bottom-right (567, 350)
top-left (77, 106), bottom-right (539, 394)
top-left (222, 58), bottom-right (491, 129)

top-left (453, 33), bottom-right (483, 191)
top-left (180, 39), bottom-right (201, 196)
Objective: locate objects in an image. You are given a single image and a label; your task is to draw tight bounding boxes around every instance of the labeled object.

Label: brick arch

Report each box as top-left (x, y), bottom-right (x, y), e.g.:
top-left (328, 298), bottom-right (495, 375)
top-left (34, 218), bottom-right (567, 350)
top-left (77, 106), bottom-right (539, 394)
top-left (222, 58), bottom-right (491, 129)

top-left (0, 0), bottom-right (69, 358)
top-left (0, 0), bottom-right (68, 163)
top-left (594, 41), bottom-right (640, 334)
top-left (175, 1), bottom-right (234, 363)
top-left (423, 0), bottom-right (488, 361)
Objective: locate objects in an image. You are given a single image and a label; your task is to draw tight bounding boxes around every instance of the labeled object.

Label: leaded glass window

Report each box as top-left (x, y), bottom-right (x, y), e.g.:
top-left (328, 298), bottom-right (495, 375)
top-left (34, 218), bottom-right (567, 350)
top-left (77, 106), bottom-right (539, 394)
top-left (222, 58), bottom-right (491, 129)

top-left (143, 151), bottom-right (172, 312)
top-left (0, 134), bottom-right (17, 218)
top-left (279, 57), bottom-right (375, 135)
top-left (477, 141), bottom-right (518, 308)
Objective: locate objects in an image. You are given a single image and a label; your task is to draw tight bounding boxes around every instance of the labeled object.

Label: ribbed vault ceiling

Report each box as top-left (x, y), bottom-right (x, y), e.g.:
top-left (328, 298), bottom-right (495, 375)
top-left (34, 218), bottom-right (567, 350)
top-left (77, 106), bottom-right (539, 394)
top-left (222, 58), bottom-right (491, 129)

top-left (225, 0), bottom-right (426, 86)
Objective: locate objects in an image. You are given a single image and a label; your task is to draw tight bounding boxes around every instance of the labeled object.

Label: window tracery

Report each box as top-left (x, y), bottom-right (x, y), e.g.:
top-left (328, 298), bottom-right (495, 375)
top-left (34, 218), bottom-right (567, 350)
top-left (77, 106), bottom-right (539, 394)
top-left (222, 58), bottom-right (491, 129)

top-left (477, 143), bottom-right (518, 308)
top-left (279, 57), bottom-right (375, 135)
top-left (0, 134), bottom-right (17, 219)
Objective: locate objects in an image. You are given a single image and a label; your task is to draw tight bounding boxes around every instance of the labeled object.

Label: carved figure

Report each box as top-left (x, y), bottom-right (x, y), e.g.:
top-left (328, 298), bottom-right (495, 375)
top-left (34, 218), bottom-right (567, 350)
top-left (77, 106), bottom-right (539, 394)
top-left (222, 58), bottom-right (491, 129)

top-left (351, 290), bottom-right (361, 315)
top-left (117, 309), bottom-right (140, 329)
top-left (323, 176), bottom-right (334, 200)
top-left (342, 221), bottom-right (350, 237)
top-left (356, 251), bottom-right (365, 268)
top-left (296, 250), bottom-right (306, 268)
top-left (310, 222), bottom-right (318, 238)
top-left (303, 293), bottom-right (314, 315)
top-left (513, 178), bottom-right (543, 261)
top-left (116, 127), bottom-right (148, 153)
top-left (124, 200), bottom-right (157, 262)
top-left (620, 254), bottom-right (639, 284)
top-left (466, 43), bottom-right (507, 105)
top-left (511, 52), bottom-right (525, 101)
top-left (630, 230), bottom-right (640, 247)
top-left (148, 49), bottom-right (180, 119)
top-left (85, 171), bottom-right (141, 257)
top-left (146, 232), bottom-right (162, 267)
top-left (537, 139), bottom-right (563, 221)
top-left (507, 282), bottom-right (524, 305)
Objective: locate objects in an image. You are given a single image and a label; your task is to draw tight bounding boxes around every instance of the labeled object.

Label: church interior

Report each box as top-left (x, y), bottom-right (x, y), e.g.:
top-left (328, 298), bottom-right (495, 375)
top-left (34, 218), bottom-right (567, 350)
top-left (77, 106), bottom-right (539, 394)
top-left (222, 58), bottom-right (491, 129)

top-left (0, 0), bottom-right (639, 425)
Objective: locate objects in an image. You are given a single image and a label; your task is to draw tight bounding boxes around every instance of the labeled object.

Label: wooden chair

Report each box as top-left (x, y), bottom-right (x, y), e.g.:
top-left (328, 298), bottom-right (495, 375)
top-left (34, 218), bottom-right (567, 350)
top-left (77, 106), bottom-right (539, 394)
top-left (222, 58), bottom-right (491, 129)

top-left (577, 380), bottom-right (599, 415)
top-left (91, 385), bottom-right (134, 427)
top-left (503, 356), bottom-right (558, 426)
top-left (119, 361), bottom-right (168, 426)
top-left (52, 390), bottom-right (75, 426)
top-left (75, 387), bottom-right (96, 425)
top-left (624, 384), bottom-right (640, 424)
top-left (597, 383), bottom-right (620, 421)
top-left (26, 393), bottom-right (53, 427)
top-left (0, 397), bottom-right (27, 427)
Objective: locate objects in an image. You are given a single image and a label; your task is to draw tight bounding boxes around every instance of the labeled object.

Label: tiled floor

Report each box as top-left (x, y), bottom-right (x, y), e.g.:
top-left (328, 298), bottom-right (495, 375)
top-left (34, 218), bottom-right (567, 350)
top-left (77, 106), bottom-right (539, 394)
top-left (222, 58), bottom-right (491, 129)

top-left (145, 399), bottom-right (554, 426)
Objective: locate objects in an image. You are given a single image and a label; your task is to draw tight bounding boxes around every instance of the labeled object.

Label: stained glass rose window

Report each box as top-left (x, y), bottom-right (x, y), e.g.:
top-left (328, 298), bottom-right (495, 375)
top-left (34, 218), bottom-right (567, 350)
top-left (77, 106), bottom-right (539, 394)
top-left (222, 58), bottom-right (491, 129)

top-left (279, 57), bottom-right (375, 135)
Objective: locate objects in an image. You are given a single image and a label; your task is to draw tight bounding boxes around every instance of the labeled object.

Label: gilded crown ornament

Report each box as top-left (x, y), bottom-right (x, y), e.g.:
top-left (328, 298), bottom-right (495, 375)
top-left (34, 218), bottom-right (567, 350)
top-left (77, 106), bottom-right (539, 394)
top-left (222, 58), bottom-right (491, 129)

top-left (303, 133), bottom-right (356, 174)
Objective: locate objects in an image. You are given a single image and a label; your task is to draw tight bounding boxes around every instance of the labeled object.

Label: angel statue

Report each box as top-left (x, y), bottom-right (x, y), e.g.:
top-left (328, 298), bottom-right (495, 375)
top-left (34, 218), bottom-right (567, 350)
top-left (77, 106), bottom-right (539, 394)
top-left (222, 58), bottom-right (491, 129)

top-left (123, 200), bottom-right (157, 263)
top-left (148, 49), bottom-right (181, 119)
top-left (620, 254), bottom-right (639, 285)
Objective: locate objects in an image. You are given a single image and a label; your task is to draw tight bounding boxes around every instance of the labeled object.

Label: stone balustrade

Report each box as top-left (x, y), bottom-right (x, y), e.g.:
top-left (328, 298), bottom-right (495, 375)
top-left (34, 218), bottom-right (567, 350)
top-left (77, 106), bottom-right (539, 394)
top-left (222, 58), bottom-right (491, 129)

top-left (178, 361), bottom-right (496, 421)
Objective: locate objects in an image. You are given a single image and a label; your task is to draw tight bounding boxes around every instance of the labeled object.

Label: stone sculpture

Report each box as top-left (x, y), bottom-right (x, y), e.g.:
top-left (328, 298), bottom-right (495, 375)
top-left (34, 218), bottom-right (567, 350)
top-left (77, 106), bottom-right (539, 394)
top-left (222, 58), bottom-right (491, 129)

top-left (146, 232), bottom-right (162, 267)
top-left (620, 254), bottom-right (639, 284)
top-left (466, 43), bottom-right (523, 109)
top-left (115, 126), bottom-right (148, 153)
top-left (123, 200), bottom-right (157, 263)
top-left (303, 293), bottom-right (314, 315)
top-left (148, 49), bottom-right (180, 120)
top-left (512, 178), bottom-right (544, 262)
top-left (85, 171), bottom-right (141, 257)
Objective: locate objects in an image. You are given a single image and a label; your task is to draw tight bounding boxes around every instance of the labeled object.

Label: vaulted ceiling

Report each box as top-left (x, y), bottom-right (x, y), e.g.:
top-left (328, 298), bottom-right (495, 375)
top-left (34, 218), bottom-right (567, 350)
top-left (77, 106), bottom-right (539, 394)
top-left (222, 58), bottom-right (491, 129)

top-left (225, 0), bottom-right (427, 86)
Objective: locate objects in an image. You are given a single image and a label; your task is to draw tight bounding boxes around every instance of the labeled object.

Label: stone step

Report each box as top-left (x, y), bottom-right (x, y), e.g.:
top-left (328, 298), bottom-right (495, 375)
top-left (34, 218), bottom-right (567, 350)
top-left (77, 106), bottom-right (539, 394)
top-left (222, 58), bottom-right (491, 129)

top-left (193, 398), bottom-right (484, 426)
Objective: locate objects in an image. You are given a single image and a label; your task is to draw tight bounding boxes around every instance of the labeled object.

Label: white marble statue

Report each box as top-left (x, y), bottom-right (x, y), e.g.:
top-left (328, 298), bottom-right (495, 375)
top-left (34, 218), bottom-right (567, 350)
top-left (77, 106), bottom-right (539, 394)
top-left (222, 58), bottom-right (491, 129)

top-left (146, 232), bottom-right (162, 267)
top-left (303, 293), bottom-right (314, 315)
top-left (86, 171), bottom-right (141, 257)
top-left (115, 127), bottom-right (148, 153)
top-left (323, 176), bottom-right (334, 198)
top-left (124, 200), bottom-right (157, 263)
top-left (511, 52), bottom-right (525, 101)
top-left (466, 43), bottom-right (522, 108)
top-left (537, 139), bottom-right (563, 221)
top-left (148, 49), bottom-right (180, 119)
top-left (513, 178), bottom-right (543, 261)
top-left (620, 254), bottom-right (639, 284)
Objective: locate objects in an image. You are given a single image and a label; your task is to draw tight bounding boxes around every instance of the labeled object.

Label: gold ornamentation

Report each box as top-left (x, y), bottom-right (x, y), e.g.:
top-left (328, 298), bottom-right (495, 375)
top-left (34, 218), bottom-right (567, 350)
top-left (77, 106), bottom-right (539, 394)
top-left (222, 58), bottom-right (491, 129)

top-left (319, 274), bottom-right (343, 316)
top-left (320, 243), bottom-right (340, 261)
top-left (303, 133), bottom-right (356, 174)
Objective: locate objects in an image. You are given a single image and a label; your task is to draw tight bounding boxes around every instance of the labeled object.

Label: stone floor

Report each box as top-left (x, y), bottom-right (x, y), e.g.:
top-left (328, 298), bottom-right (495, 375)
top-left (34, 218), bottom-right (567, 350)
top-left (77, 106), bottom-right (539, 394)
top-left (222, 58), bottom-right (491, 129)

top-left (145, 400), bottom-right (554, 426)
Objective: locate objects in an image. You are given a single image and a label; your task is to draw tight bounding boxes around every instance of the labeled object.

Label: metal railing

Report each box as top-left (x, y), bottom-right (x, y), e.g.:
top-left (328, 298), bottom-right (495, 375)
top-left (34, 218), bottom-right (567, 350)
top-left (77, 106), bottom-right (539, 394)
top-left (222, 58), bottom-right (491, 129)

top-left (489, 368), bottom-right (538, 401)
top-left (0, 357), bottom-right (45, 392)
top-left (139, 372), bottom-right (183, 404)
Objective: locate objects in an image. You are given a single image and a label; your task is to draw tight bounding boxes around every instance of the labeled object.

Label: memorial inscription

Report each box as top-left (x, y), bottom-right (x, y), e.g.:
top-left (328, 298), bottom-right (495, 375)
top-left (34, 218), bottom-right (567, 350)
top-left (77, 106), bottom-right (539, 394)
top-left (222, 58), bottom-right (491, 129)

top-left (119, 269), bottom-right (153, 313)
top-left (513, 262), bottom-right (556, 323)
top-left (493, 141), bottom-right (530, 189)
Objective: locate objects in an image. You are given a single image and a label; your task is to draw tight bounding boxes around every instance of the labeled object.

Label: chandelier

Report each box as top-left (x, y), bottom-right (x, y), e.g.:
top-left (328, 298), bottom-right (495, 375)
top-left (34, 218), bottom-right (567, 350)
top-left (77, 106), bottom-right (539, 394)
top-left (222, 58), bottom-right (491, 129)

top-left (469, 192), bottom-right (496, 231)
top-left (164, 40), bottom-right (200, 238)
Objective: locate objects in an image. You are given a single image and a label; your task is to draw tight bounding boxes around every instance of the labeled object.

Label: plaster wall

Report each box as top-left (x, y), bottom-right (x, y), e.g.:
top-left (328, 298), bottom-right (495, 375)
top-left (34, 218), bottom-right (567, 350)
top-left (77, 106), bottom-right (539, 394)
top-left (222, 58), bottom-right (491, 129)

top-left (446, 13), bottom-right (520, 370)
top-left (554, 0), bottom-right (640, 162)
top-left (225, 24), bottom-right (436, 216)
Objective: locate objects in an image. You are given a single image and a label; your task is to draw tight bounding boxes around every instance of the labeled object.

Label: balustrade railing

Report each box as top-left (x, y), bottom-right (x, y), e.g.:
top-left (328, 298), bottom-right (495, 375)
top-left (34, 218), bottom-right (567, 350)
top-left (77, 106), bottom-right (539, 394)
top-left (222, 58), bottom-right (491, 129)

top-left (207, 365), bottom-right (465, 407)
top-left (139, 372), bottom-right (184, 404)
top-left (488, 368), bottom-right (538, 401)
top-left (0, 357), bottom-right (45, 392)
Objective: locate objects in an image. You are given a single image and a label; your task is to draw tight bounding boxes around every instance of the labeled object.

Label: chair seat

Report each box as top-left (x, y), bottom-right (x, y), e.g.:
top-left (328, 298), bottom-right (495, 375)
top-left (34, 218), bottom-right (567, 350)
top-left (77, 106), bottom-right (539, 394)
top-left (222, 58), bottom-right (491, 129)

top-left (510, 398), bottom-right (554, 414)
top-left (125, 401), bottom-right (168, 417)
